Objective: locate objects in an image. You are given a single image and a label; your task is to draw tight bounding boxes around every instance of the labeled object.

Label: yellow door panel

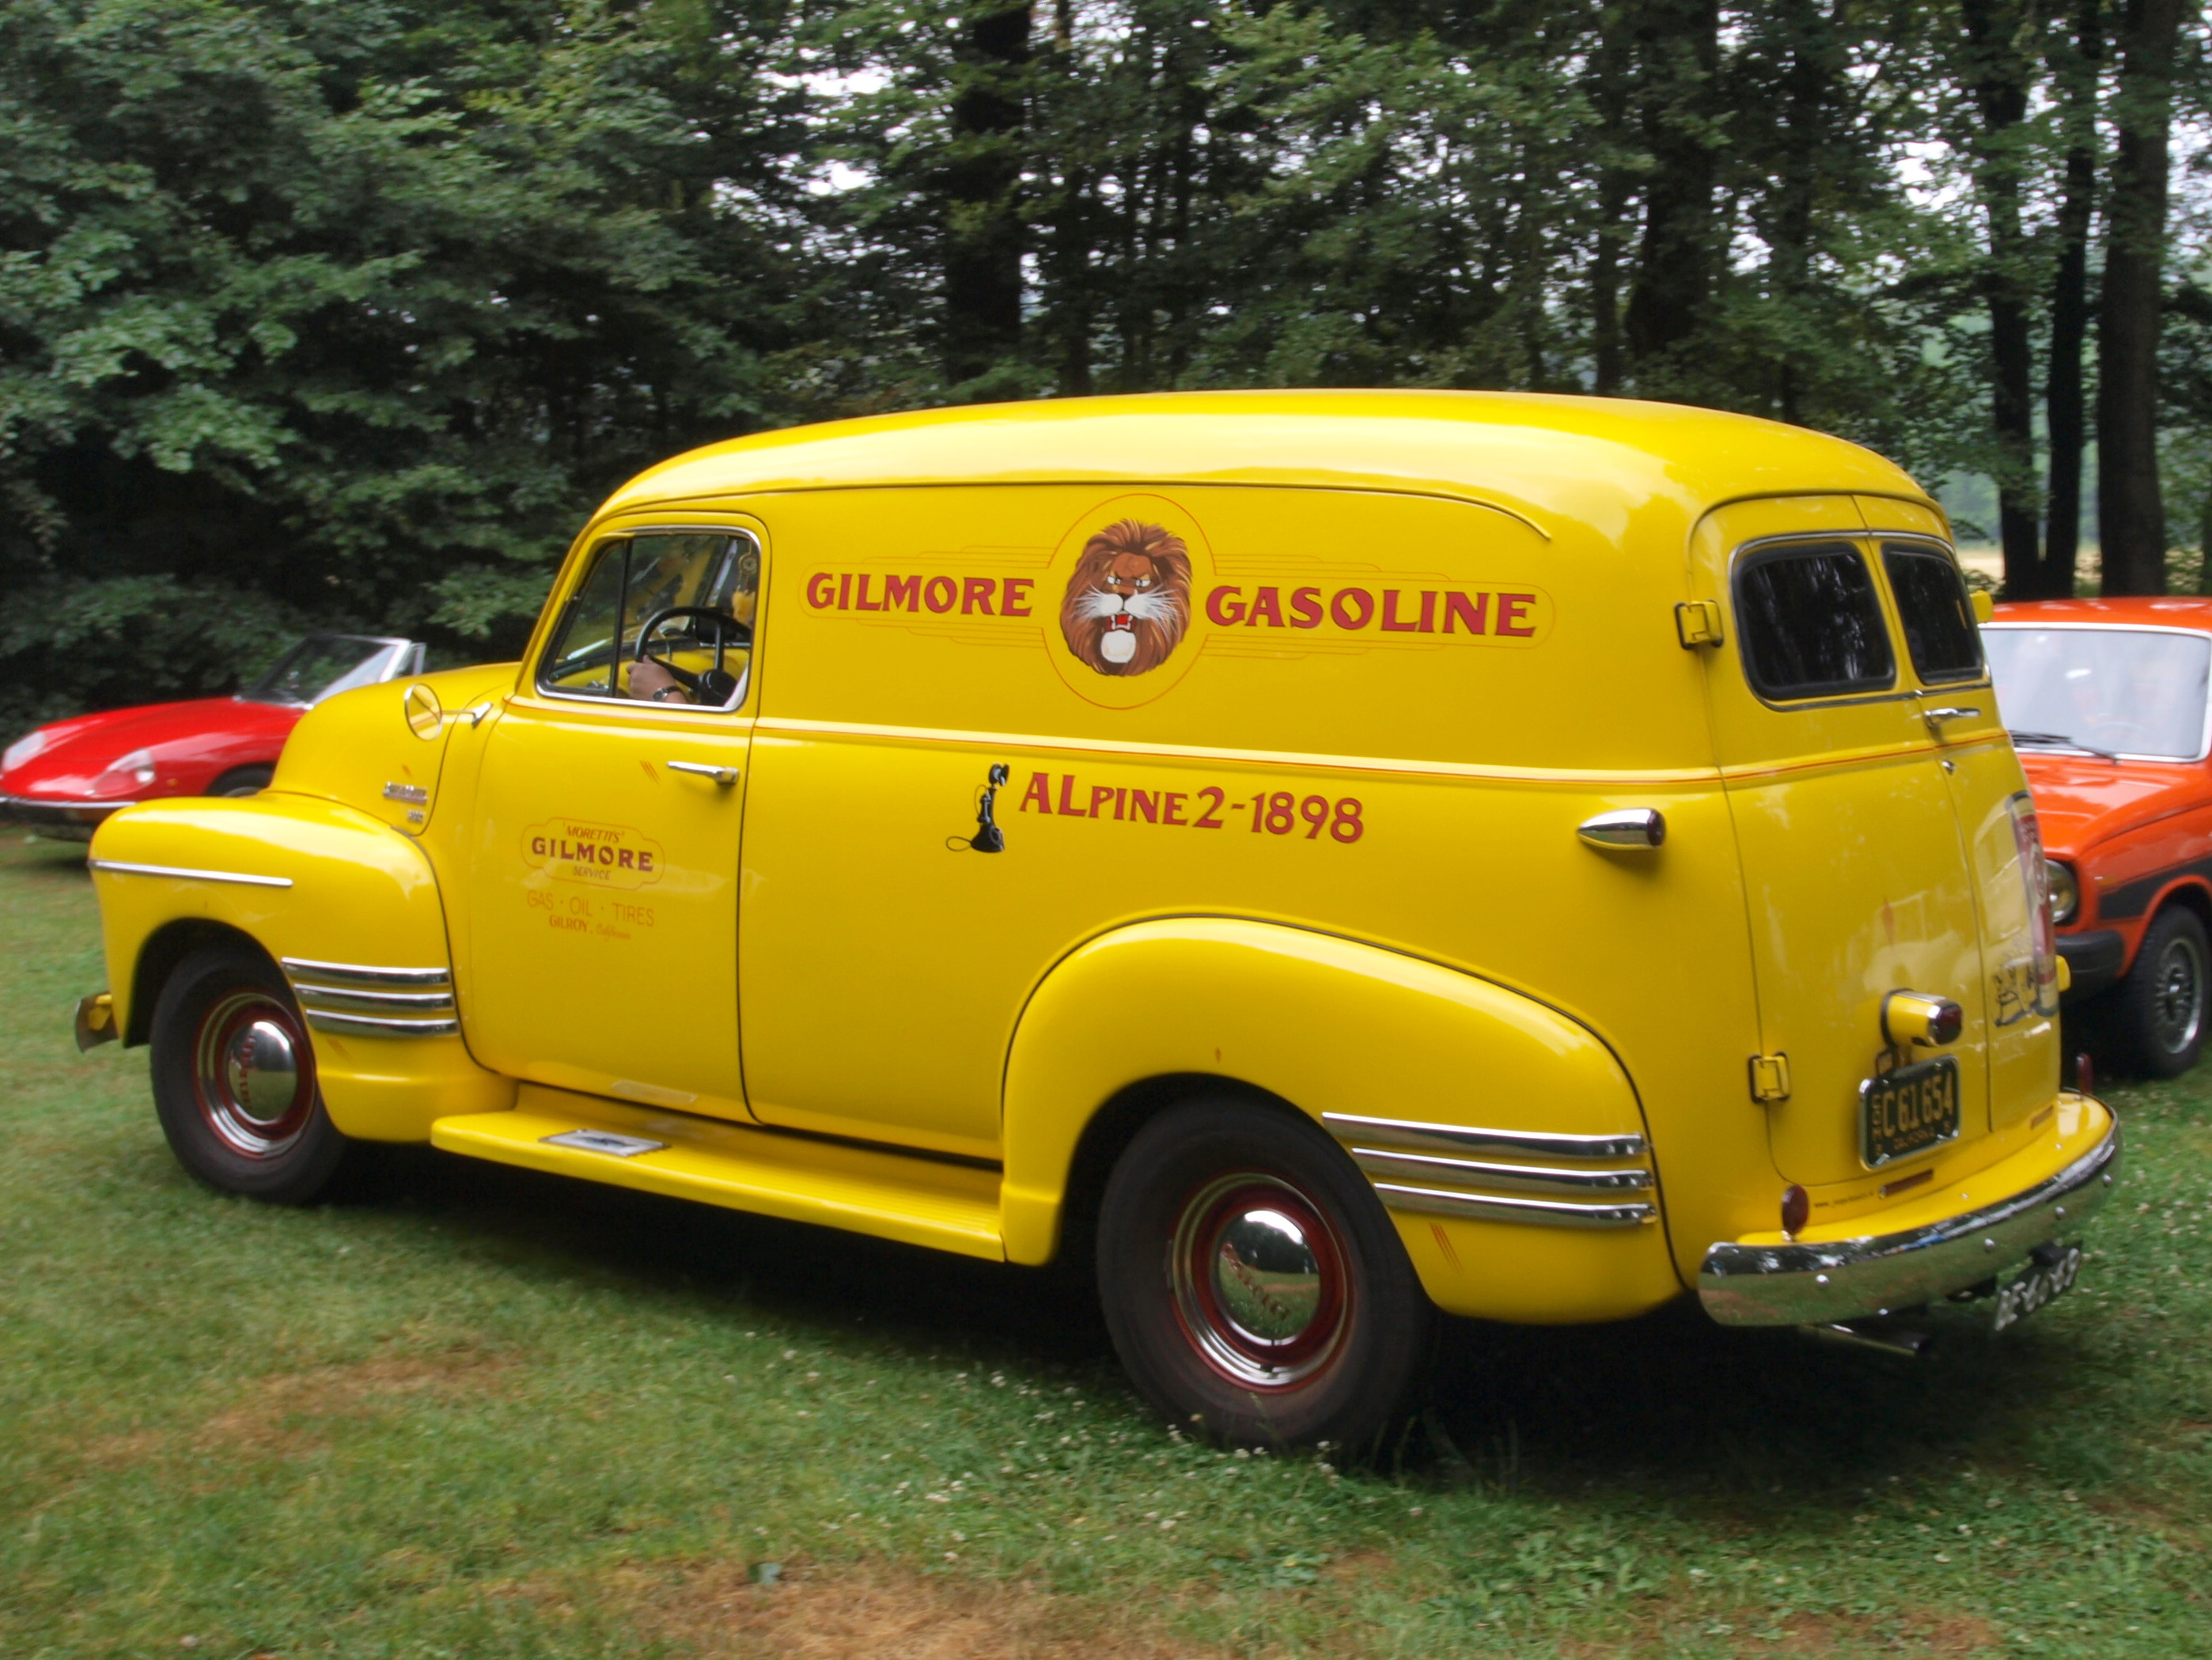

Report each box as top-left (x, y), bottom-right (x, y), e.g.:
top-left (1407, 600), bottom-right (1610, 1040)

top-left (460, 522), bottom-right (763, 1119)
top-left (1697, 500), bottom-right (1992, 1190)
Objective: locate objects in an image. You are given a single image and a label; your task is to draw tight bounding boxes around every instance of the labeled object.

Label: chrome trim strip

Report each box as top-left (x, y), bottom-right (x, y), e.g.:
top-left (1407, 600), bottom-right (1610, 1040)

top-left (1323, 1112), bottom-right (1645, 1162)
top-left (303, 1010), bottom-right (460, 1037)
top-left (291, 982), bottom-right (456, 1010)
top-left (278, 957), bottom-right (451, 986)
top-left (1699, 1109), bottom-right (2120, 1327)
top-left (1373, 1182), bottom-right (1657, 1229)
top-left (1350, 1146), bottom-right (1653, 1193)
top-left (3, 794), bottom-right (138, 813)
top-left (89, 859), bottom-right (291, 889)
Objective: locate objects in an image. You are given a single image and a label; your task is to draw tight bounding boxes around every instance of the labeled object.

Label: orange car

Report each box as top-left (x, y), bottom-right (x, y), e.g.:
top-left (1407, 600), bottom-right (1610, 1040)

top-left (1987, 597), bottom-right (2212, 1075)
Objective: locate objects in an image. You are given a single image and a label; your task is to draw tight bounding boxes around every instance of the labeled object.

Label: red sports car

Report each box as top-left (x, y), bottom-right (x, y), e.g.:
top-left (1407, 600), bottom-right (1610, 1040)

top-left (1987, 597), bottom-right (2212, 1076)
top-left (0, 634), bottom-right (424, 839)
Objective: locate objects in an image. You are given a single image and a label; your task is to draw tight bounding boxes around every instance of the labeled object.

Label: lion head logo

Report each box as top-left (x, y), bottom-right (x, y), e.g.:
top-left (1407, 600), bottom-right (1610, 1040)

top-left (1059, 520), bottom-right (1193, 677)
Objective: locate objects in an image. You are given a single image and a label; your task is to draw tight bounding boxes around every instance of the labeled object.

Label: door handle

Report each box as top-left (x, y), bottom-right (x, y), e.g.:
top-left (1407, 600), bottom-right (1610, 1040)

top-left (667, 760), bottom-right (740, 786)
top-left (1922, 706), bottom-right (1981, 729)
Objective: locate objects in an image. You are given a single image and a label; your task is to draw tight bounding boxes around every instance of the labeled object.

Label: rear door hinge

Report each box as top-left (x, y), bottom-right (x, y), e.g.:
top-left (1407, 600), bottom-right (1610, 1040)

top-left (1748, 1052), bottom-right (1792, 1104)
top-left (1676, 599), bottom-right (1724, 648)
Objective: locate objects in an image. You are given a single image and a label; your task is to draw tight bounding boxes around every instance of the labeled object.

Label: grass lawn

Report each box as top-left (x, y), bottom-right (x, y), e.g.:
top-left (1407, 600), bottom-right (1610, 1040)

top-left (2, 832), bottom-right (2206, 1658)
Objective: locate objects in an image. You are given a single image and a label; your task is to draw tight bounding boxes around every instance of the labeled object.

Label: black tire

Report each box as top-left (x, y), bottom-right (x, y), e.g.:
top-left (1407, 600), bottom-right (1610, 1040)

top-left (210, 765), bottom-right (274, 798)
top-left (2118, 906), bottom-right (2210, 1078)
top-left (149, 943), bottom-right (354, 1203)
top-left (1097, 1097), bottom-right (1434, 1452)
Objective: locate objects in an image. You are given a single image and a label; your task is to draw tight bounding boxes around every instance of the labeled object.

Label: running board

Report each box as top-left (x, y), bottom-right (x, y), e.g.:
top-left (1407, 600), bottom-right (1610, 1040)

top-left (430, 1086), bottom-right (1005, 1260)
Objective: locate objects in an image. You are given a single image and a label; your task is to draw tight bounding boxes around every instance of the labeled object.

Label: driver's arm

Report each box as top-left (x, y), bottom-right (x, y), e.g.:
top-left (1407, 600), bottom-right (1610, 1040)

top-left (624, 658), bottom-right (691, 704)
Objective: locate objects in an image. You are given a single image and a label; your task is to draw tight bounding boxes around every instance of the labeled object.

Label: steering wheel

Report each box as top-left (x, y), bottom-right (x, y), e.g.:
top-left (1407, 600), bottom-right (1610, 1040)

top-left (634, 605), bottom-right (751, 706)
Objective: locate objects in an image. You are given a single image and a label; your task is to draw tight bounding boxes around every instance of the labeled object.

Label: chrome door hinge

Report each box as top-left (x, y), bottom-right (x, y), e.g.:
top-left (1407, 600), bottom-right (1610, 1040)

top-left (1676, 599), bottom-right (1724, 648)
top-left (1748, 1052), bottom-right (1792, 1104)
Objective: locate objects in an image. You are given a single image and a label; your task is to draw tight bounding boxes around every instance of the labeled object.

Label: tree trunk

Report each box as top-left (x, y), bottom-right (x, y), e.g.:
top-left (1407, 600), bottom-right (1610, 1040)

top-left (1590, 4), bottom-right (1633, 395)
top-left (941, 0), bottom-right (1032, 392)
top-left (2098, 0), bottom-right (2187, 594)
top-left (2043, 0), bottom-right (2102, 597)
top-left (1623, 0), bottom-right (1723, 380)
top-left (1960, 0), bottom-right (2042, 597)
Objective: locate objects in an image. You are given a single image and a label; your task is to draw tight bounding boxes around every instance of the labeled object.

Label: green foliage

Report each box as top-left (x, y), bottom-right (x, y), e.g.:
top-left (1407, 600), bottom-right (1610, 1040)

top-left (5, 0), bottom-right (2210, 727)
top-left (0, 0), bottom-right (812, 727)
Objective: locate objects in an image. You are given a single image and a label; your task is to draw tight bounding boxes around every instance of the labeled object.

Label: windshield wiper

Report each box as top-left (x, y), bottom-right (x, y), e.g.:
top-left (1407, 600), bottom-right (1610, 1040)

top-left (2008, 729), bottom-right (2120, 762)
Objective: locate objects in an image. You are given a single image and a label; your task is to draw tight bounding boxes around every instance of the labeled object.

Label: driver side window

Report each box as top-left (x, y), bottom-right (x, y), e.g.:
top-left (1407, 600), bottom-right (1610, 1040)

top-left (537, 530), bottom-right (759, 711)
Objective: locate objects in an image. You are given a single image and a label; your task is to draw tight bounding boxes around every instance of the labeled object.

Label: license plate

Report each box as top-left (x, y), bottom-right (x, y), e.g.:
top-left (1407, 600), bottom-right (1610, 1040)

top-left (1993, 1243), bottom-right (2082, 1332)
top-left (1860, 1054), bottom-right (1961, 1167)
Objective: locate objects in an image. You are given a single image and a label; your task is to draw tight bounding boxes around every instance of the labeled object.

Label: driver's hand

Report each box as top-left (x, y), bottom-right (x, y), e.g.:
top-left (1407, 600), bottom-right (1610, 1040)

top-left (626, 659), bottom-right (691, 704)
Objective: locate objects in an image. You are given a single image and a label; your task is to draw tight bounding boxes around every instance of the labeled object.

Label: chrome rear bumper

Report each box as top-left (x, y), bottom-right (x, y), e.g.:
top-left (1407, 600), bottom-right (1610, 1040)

top-left (1698, 1116), bottom-right (2121, 1326)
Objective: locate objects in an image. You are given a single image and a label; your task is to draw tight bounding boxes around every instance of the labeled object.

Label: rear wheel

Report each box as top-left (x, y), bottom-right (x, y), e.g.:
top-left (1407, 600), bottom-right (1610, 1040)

top-left (2119, 906), bottom-right (2209, 1078)
top-left (1097, 1097), bottom-right (1432, 1451)
top-left (150, 943), bottom-right (353, 1202)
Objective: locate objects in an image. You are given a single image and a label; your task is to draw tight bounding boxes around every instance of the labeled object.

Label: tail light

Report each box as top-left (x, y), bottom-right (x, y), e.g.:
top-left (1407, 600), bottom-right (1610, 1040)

top-left (2006, 794), bottom-right (2060, 1018)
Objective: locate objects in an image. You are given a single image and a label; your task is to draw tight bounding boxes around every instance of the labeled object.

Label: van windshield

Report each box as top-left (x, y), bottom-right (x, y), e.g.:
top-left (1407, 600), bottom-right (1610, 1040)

top-left (1984, 627), bottom-right (2212, 760)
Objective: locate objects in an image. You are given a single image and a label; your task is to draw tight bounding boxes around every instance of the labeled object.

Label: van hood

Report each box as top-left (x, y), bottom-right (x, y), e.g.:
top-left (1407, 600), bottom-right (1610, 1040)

top-left (2015, 751), bottom-right (2205, 859)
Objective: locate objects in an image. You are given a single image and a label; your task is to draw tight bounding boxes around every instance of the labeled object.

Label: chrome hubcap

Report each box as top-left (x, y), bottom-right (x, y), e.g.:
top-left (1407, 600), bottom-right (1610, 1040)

top-left (1169, 1174), bottom-right (1349, 1390)
top-left (195, 991), bottom-right (313, 1157)
top-left (2152, 934), bottom-right (2205, 1054)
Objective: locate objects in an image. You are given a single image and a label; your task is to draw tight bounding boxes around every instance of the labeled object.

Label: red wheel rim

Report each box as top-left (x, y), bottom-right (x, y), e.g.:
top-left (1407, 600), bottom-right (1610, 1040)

top-left (192, 990), bottom-right (315, 1158)
top-left (1168, 1173), bottom-right (1351, 1391)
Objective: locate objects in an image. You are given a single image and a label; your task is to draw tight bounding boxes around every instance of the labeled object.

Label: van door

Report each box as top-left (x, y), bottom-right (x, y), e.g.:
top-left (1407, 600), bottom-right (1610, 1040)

top-left (1695, 499), bottom-right (1992, 1192)
top-left (460, 525), bottom-right (762, 1120)
top-left (1866, 517), bottom-right (2058, 1131)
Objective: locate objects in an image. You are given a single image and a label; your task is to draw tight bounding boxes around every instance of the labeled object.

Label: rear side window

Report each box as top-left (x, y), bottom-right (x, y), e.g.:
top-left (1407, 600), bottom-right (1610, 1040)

top-left (1882, 544), bottom-right (1983, 684)
top-left (1733, 541), bottom-right (1896, 700)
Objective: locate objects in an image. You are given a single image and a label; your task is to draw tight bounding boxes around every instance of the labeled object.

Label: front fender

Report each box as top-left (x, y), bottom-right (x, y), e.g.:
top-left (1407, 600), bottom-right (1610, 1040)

top-left (1000, 917), bottom-right (1685, 1322)
top-left (89, 795), bottom-right (512, 1139)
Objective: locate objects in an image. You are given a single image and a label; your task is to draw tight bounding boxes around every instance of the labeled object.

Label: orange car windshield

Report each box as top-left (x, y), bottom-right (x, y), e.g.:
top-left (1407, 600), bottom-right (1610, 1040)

top-left (1985, 627), bottom-right (2212, 761)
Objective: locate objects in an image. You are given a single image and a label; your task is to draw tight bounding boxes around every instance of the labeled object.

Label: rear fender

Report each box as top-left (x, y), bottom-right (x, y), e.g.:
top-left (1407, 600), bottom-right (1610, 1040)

top-left (90, 796), bottom-right (512, 1139)
top-left (1000, 918), bottom-right (1684, 1322)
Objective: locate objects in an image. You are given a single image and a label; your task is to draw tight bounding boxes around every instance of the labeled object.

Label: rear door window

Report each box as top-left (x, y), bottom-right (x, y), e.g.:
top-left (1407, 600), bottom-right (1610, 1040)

top-left (1882, 544), bottom-right (1983, 684)
top-left (1733, 541), bottom-right (1896, 700)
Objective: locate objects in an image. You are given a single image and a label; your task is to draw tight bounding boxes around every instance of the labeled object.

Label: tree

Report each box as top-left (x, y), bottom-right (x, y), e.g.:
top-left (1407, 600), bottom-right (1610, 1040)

top-left (940, 0), bottom-right (1032, 391)
top-left (1957, 0), bottom-right (2048, 596)
top-left (0, 0), bottom-right (814, 726)
top-left (2044, 0), bottom-right (2104, 593)
top-left (2099, 0), bottom-right (2191, 593)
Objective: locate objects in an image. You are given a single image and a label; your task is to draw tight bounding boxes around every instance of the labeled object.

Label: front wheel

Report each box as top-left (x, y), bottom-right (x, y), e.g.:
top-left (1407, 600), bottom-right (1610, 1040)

top-left (150, 943), bottom-right (354, 1202)
top-left (1097, 1097), bottom-right (1433, 1451)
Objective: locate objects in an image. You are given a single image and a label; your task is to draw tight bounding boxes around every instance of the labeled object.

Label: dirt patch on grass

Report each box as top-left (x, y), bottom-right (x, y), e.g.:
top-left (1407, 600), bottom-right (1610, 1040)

top-left (1732, 1610), bottom-right (2002, 1658)
top-left (81, 1345), bottom-right (516, 1468)
top-left (563, 1559), bottom-right (1238, 1660)
top-left (196, 1346), bottom-right (515, 1453)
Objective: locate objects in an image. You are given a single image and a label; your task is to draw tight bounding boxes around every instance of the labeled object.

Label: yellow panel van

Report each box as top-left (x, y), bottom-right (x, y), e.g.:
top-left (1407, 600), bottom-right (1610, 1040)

top-left (72, 391), bottom-right (2119, 1449)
